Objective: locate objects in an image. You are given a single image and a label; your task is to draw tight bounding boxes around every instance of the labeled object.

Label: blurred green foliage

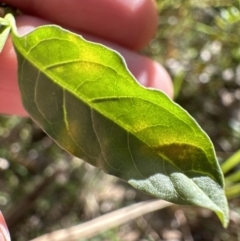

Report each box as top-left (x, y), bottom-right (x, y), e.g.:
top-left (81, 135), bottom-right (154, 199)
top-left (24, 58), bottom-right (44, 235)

top-left (1, 0), bottom-right (240, 240)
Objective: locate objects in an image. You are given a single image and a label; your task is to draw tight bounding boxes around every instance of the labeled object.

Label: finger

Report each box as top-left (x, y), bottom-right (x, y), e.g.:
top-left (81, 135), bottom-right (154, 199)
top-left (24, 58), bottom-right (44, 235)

top-left (0, 212), bottom-right (11, 241)
top-left (3, 0), bottom-right (158, 50)
top-left (0, 15), bottom-right (172, 116)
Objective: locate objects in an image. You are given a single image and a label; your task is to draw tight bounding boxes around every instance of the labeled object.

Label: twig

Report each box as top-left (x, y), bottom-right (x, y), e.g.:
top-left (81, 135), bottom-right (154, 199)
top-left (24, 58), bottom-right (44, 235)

top-left (30, 200), bottom-right (172, 241)
top-left (175, 209), bottom-right (193, 241)
top-left (135, 216), bottom-right (161, 240)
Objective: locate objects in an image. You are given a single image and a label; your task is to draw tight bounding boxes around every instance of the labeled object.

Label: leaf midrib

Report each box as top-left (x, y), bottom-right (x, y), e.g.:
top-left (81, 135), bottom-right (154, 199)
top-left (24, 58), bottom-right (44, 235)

top-left (13, 32), bottom-right (217, 183)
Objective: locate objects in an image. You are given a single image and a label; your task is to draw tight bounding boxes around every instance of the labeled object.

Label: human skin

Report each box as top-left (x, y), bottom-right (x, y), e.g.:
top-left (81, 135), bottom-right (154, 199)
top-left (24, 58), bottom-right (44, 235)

top-left (0, 0), bottom-right (173, 116)
top-left (0, 211), bottom-right (10, 241)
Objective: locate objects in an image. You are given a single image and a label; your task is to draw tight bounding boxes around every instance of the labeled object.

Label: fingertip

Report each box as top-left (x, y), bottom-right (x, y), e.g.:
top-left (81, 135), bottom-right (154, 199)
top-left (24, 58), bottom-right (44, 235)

top-left (4, 0), bottom-right (158, 50)
top-left (150, 62), bottom-right (174, 98)
top-left (131, 60), bottom-right (173, 98)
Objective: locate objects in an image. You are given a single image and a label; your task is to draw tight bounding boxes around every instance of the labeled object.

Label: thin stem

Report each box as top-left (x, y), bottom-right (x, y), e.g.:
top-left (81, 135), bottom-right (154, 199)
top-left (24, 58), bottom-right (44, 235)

top-left (221, 149), bottom-right (240, 174)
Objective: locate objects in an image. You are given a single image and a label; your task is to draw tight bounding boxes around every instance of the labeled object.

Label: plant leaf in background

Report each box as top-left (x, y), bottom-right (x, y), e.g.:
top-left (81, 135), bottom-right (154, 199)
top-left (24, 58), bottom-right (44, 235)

top-left (0, 17), bottom-right (10, 52)
top-left (2, 14), bottom-right (229, 227)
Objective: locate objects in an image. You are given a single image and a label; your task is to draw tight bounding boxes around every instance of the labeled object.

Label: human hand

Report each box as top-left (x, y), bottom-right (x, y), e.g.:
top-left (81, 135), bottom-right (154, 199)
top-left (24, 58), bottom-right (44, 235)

top-left (0, 0), bottom-right (173, 116)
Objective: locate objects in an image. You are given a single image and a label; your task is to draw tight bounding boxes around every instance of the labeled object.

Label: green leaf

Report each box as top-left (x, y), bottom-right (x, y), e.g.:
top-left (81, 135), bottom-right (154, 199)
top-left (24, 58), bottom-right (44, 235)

top-left (0, 16), bottom-right (11, 52)
top-left (8, 16), bottom-right (228, 227)
top-left (221, 149), bottom-right (240, 174)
